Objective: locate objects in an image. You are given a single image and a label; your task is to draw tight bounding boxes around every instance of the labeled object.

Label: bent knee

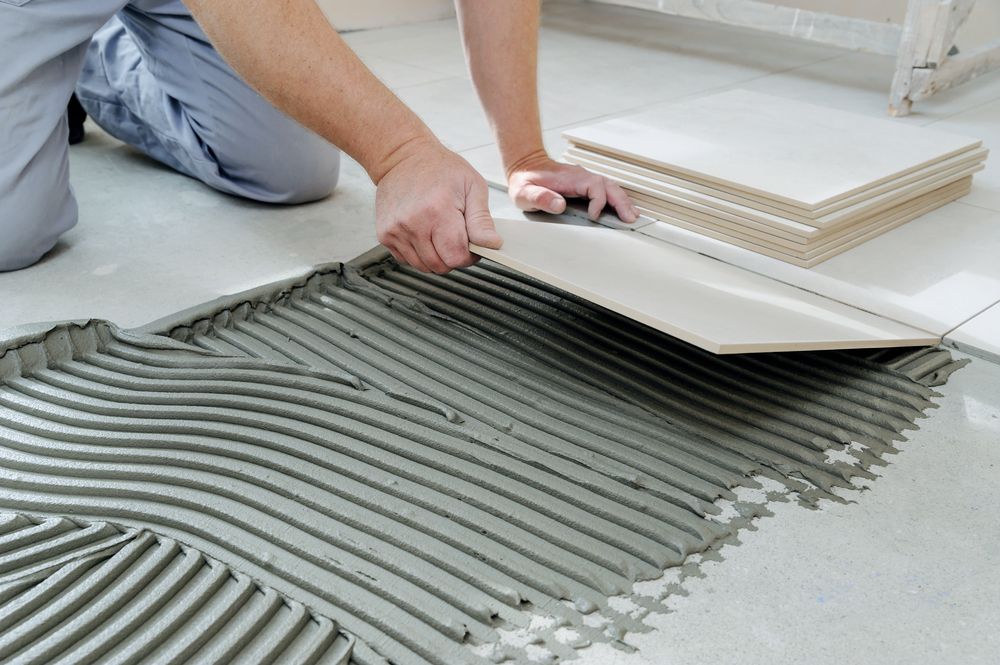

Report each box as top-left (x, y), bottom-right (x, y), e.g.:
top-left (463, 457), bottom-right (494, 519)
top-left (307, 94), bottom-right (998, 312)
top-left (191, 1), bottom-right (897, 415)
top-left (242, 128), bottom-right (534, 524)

top-left (215, 135), bottom-right (341, 205)
top-left (0, 190), bottom-right (77, 272)
top-left (271, 145), bottom-right (341, 204)
top-left (0, 218), bottom-right (74, 272)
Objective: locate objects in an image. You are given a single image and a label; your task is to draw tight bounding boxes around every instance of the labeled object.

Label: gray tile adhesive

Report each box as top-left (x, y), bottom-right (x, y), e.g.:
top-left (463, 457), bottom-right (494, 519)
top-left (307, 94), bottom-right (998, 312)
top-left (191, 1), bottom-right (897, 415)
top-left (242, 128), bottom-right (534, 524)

top-left (0, 248), bottom-right (968, 665)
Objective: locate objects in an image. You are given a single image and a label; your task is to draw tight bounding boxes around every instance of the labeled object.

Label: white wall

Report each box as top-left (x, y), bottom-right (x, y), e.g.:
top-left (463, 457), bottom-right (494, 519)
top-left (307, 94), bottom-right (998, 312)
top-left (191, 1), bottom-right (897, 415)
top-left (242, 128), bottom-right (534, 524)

top-left (317, 0), bottom-right (455, 31)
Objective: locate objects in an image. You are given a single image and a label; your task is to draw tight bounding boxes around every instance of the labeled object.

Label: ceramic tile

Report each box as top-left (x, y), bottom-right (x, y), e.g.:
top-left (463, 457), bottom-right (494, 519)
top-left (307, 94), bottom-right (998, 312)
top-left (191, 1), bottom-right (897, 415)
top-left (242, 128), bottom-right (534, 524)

top-left (567, 145), bottom-right (987, 227)
top-left (340, 19), bottom-right (458, 49)
top-left (2, 127), bottom-right (378, 330)
top-left (343, 19), bottom-right (469, 78)
top-left (564, 90), bottom-right (982, 210)
top-left (962, 185), bottom-right (1000, 212)
top-left (636, 177), bottom-right (970, 267)
top-left (634, 200), bottom-right (1000, 335)
top-left (393, 77), bottom-right (494, 151)
top-left (632, 177), bottom-right (971, 254)
top-left (945, 302), bottom-right (1000, 364)
top-left (925, 96), bottom-right (1000, 212)
top-left (470, 217), bottom-right (937, 354)
top-left (739, 51), bottom-right (1000, 126)
top-left (361, 56), bottom-right (454, 90)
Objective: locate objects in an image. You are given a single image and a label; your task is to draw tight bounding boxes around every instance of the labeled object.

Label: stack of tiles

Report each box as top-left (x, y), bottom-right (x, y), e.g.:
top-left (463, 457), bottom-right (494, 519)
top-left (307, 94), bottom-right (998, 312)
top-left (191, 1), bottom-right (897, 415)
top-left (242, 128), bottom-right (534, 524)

top-left (563, 90), bottom-right (988, 267)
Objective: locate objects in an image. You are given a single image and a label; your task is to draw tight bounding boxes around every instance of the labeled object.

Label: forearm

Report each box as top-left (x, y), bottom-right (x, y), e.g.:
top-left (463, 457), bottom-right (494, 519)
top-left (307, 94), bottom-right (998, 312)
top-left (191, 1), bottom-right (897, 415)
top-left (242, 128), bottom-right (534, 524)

top-left (183, 0), bottom-right (437, 183)
top-left (455, 0), bottom-right (544, 175)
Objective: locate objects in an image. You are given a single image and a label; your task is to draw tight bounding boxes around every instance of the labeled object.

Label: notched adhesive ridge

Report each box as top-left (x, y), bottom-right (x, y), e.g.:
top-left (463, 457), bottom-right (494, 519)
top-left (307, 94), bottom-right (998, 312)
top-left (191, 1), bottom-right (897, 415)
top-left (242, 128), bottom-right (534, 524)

top-left (0, 253), bottom-right (966, 665)
top-left (0, 512), bottom-right (353, 665)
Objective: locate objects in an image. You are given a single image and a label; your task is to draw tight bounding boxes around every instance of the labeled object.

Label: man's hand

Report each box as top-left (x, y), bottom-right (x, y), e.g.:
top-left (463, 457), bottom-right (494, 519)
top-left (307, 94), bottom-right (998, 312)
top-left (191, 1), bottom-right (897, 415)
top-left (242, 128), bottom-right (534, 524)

top-left (375, 139), bottom-right (502, 274)
top-left (506, 149), bottom-right (640, 223)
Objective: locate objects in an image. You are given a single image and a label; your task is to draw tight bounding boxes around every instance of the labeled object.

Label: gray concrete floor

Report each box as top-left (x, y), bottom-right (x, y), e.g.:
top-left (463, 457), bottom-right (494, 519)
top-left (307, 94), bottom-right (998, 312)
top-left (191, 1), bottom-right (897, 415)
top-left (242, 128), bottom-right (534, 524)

top-left (1, 2), bottom-right (999, 663)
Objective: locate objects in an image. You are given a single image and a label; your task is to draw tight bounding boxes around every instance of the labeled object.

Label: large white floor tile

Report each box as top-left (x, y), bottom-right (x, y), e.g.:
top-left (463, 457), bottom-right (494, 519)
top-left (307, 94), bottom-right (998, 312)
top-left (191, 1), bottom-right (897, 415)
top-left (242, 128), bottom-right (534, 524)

top-left (363, 55), bottom-right (454, 90)
top-left (343, 19), bottom-right (469, 78)
top-left (472, 217), bottom-right (937, 354)
top-left (740, 51), bottom-right (1000, 125)
top-left (564, 90), bottom-right (982, 210)
top-left (945, 303), bottom-right (1000, 364)
top-left (634, 201), bottom-right (1000, 335)
top-left (393, 77), bottom-right (495, 151)
top-left (0, 128), bottom-right (378, 330)
top-left (926, 96), bottom-right (1000, 211)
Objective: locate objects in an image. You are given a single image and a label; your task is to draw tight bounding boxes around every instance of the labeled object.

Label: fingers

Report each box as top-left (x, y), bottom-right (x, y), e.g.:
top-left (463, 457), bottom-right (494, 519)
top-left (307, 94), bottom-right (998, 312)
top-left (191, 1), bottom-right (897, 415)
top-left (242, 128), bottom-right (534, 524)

top-left (431, 217), bottom-right (478, 270)
top-left (374, 144), bottom-right (499, 274)
top-left (513, 163), bottom-right (639, 223)
top-left (514, 183), bottom-right (567, 214)
top-left (605, 179), bottom-right (640, 223)
top-left (378, 216), bottom-right (443, 273)
top-left (385, 241), bottom-right (432, 274)
top-left (465, 178), bottom-right (503, 250)
top-left (578, 176), bottom-right (607, 221)
top-left (382, 206), bottom-right (482, 274)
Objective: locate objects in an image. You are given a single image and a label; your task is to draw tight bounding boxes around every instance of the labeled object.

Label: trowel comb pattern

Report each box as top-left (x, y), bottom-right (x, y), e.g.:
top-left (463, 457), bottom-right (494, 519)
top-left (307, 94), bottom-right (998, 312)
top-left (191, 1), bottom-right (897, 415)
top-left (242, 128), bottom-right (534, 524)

top-left (0, 255), bottom-right (965, 665)
top-left (0, 513), bottom-right (353, 664)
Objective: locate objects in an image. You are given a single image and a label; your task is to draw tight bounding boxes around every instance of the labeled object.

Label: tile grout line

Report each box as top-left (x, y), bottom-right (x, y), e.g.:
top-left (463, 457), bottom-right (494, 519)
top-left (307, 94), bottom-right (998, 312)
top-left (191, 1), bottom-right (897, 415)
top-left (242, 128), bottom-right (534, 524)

top-left (939, 297), bottom-right (1000, 340)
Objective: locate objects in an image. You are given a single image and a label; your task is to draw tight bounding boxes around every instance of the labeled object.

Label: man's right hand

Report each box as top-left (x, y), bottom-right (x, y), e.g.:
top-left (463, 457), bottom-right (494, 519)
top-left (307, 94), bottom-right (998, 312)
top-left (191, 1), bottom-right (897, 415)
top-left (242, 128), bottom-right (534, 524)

top-left (375, 138), bottom-right (502, 274)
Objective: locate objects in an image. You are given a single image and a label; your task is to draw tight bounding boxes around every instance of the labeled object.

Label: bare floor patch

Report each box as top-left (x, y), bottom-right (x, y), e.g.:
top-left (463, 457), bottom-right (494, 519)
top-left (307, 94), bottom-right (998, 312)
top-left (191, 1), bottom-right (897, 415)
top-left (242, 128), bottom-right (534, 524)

top-left (0, 255), bottom-right (965, 665)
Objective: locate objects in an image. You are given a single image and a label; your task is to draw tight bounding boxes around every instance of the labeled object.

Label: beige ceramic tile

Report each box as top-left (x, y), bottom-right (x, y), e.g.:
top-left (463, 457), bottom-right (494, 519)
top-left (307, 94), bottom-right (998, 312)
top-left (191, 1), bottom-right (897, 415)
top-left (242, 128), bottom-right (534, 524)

top-left (470, 217), bottom-right (937, 354)
top-left (563, 90), bottom-right (982, 210)
top-left (636, 178), bottom-right (970, 267)
top-left (945, 302), bottom-right (1000, 364)
top-left (630, 177), bottom-right (972, 253)
top-left (593, 155), bottom-right (982, 240)
top-left (632, 200), bottom-right (1000, 336)
top-left (567, 146), bottom-right (987, 229)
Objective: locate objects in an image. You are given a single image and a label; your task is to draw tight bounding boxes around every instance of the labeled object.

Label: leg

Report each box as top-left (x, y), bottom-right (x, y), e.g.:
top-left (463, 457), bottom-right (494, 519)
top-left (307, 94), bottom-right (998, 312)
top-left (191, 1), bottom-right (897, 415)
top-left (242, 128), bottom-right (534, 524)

top-left (77, 0), bottom-right (340, 204)
top-left (0, 0), bottom-right (126, 272)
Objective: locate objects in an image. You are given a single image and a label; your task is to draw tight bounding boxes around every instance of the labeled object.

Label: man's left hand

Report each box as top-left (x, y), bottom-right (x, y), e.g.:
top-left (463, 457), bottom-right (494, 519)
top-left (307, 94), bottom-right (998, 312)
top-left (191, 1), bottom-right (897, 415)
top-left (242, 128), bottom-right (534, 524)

top-left (506, 150), bottom-right (640, 223)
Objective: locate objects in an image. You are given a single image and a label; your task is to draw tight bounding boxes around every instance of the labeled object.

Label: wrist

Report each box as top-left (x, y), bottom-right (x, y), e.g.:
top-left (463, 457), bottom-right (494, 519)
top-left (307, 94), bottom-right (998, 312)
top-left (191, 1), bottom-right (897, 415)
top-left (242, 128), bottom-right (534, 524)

top-left (503, 146), bottom-right (551, 181)
top-left (368, 131), bottom-right (443, 184)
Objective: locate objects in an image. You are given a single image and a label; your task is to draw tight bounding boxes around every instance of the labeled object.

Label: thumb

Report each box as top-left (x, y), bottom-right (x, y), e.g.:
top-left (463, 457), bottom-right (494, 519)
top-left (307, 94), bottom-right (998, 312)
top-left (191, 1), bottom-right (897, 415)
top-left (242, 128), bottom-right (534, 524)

top-left (515, 183), bottom-right (567, 214)
top-left (465, 179), bottom-right (503, 249)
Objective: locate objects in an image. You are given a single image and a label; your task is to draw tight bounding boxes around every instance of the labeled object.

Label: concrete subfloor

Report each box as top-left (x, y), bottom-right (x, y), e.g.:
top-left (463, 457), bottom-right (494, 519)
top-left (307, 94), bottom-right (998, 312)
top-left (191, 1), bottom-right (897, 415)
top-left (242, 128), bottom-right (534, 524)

top-left (1, 1), bottom-right (999, 663)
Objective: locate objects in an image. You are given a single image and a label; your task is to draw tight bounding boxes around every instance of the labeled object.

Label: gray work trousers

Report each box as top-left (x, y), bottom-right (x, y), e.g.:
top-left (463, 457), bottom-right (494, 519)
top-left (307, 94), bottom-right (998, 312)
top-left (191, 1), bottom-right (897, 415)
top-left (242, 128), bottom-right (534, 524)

top-left (0, 0), bottom-right (341, 271)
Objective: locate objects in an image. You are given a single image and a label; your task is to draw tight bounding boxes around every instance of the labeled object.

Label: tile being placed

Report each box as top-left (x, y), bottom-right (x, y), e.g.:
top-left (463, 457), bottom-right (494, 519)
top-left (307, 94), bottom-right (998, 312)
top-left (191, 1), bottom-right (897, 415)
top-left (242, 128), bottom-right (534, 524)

top-left (634, 201), bottom-right (1000, 336)
top-left (470, 217), bottom-right (937, 354)
top-left (564, 89), bottom-right (982, 210)
top-left (945, 303), bottom-right (1000, 364)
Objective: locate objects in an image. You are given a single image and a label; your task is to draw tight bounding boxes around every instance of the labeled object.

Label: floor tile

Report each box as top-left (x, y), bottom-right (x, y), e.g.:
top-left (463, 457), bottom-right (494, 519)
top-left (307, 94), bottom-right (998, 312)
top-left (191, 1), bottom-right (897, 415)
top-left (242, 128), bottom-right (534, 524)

top-left (0, 128), bottom-right (377, 330)
top-left (363, 55), bottom-right (454, 90)
top-left (945, 302), bottom-right (1000, 364)
top-left (925, 96), bottom-right (1000, 210)
top-left (472, 217), bottom-right (937, 354)
top-left (345, 19), bottom-right (469, 78)
top-left (393, 77), bottom-right (494, 151)
top-left (633, 200), bottom-right (1000, 336)
top-left (740, 51), bottom-right (1000, 124)
top-left (563, 90), bottom-right (982, 210)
